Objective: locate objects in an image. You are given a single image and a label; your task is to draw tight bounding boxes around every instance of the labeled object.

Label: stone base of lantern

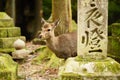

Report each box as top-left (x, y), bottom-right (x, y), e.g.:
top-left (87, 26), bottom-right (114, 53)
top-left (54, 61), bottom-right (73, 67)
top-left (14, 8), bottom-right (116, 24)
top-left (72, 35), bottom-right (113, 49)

top-left (59, 57), bottom-right (120, 80)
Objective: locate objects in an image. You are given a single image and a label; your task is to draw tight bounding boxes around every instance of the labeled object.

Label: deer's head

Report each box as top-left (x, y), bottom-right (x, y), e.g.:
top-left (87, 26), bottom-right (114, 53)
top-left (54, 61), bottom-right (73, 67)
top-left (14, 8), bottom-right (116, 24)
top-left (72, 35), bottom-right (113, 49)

top-left (38, 18), bottom-right (59, 40)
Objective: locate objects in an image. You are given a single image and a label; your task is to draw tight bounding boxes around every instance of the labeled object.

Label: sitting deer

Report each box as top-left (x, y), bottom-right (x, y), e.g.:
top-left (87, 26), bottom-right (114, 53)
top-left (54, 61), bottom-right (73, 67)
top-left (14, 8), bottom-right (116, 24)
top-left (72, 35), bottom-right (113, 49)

top-left (38, 18), bottom-right (77, 59)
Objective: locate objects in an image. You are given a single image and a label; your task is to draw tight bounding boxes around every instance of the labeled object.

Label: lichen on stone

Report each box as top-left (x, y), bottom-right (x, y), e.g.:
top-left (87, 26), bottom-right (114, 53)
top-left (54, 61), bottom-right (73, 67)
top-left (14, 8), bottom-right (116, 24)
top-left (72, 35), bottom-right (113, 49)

top-left (0, 54), bottom-right (18, 80)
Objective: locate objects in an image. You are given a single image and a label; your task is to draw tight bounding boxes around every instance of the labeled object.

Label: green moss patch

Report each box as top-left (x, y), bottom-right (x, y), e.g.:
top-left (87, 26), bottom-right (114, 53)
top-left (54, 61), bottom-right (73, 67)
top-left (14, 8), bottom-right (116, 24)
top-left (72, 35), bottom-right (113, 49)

top-left (0, 12), bottom-right (14, 27)
top-left (0, 48), bottom-right (15, 53)
top-left (0, 54), bottom-right (18, 80)
top-left (0, 27), bottom-right (21, 38)
top-left (0, 36), bottom-right (26, 48)
top-left (108, 36), bottom-right (120, 62)
top-left (111, 23), bottom-right (120, 36)
top-left (7, 27), bottom-right (21, 37)
top-left (0, 28), bottom-right (7, 37)
top-left (59, 57), bottom-right (120, 80)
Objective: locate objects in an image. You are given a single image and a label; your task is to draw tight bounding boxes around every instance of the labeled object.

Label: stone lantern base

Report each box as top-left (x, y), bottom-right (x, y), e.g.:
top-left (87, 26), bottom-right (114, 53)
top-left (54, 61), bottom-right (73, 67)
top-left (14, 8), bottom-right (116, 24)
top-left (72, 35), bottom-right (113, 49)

top-left (59, 57), bottom-right (120, 80)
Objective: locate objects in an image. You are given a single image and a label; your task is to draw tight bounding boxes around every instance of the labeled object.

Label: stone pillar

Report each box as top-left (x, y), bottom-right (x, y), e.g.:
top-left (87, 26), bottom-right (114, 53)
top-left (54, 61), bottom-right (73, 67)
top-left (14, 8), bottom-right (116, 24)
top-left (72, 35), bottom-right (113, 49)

top-left (77, 0), bottom-right (108, 59)
top-left (59, 0), bottom-right (120, 80)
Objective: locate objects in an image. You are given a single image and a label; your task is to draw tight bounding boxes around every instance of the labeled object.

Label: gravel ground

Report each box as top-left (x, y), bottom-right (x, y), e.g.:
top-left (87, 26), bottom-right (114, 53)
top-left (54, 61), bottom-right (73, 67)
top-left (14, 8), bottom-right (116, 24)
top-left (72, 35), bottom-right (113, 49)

top-left (17, 42), bottom-right (59, 80)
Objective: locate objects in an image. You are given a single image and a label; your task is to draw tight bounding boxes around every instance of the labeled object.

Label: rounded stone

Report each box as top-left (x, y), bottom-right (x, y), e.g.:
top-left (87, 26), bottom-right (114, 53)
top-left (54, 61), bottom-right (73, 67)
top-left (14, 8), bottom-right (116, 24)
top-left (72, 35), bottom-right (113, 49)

top-left (13, 39), bottom-right (25, 50)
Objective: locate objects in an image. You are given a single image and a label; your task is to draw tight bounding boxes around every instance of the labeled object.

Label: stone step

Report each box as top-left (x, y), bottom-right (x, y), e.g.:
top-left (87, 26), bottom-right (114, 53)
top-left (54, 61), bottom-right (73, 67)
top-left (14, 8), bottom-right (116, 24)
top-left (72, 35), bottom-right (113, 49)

top-left (0, 19), bottom-right (14, 27)
top-left (0, 36), bottom-right (26, 48)
top-left (0, 12), bottom-right (14, 27)
top-left (0, 27), bottom-right (21, 38)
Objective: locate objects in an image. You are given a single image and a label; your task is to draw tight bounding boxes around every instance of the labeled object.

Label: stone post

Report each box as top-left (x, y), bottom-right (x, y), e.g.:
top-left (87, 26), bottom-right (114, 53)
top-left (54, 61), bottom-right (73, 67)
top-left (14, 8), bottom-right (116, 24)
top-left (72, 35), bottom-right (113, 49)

top-left (77, 0), bottom-right (108, 59)
top-left (59, 0), bottom-right (120, 80)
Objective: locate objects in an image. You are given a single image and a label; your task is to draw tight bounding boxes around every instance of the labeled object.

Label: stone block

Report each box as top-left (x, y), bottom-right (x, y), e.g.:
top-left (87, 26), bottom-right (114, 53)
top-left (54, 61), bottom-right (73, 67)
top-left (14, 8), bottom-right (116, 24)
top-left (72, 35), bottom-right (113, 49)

top-left (7, 27), bottom-right (21, 37)
top-left (0, 12), bottom-right (14, 27)
top-left (0, 28), bottom-right (7, 37)
top-left (0, 48), bottom-right (15, 53)
top-left (111, 23), bottom-right (120, 36)
top-left (108, 36), bottom-right (120, 62)
top-left (0, 12), bottom-right (11, 19)
top-left (0, 36), bottom-right (26, 48)
top-left (0, 27), bottom-right (21, 38)
top-left (0, 54), bottom-right (18, 80)
top-left (59, 57), bottom-right (120, 80)
top-left (0, 19), bottom-right (14, 27)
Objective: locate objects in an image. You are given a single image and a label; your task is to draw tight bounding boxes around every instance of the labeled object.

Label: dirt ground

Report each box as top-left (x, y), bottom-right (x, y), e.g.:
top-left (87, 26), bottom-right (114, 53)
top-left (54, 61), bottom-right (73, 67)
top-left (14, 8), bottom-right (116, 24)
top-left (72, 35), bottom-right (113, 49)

top-left (17, 42), bottom-right (59, 80)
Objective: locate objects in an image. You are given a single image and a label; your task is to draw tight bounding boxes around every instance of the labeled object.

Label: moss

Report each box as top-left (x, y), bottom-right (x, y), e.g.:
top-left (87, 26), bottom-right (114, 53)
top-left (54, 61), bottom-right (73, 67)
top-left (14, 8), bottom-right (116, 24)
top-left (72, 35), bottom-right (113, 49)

top-left (69, 20), bottom-right (77, 32)
top-left (32, 38), bottom-right (46, 45)
top-left (7, 27), bottom-right (21, 37)
top-left (32, 46), bottom-right (64, 71)
top-left (59, 57), bottom-right (120, 80)
top-left (108, 36), bottom-right (120, 62)
top-left (32, 46), bottom-right (53, 64)
top-left (0, 48), bottom-right (15, 53)
top-left (0, 28), bottom-right (7, 38)
top-left (0, 36), bottom-right (26, 48)
top-left (0, 12), bottom-right (11, 19)
top-left (0, 12), bottom-right (14, 27)
top-left (0, 27), bottom-right (21, 38)
top-left (0, 54), bottom-right (18, 80)
top-left (111, 23), bottom-right (120, 36)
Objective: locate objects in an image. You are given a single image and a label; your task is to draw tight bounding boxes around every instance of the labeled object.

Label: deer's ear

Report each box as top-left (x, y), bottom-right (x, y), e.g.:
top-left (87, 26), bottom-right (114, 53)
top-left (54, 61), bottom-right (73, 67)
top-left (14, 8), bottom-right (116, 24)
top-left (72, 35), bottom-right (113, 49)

top-left (41, 18), bottom-right (46, 24)
top-left (54, 19), bottom-right (60, 27)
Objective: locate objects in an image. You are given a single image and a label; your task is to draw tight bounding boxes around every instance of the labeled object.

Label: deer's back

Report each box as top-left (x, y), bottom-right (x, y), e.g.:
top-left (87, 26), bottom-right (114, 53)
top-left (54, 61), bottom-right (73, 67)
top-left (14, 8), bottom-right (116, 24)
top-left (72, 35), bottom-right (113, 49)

top-left (49, 31), bottom-right (77, 59)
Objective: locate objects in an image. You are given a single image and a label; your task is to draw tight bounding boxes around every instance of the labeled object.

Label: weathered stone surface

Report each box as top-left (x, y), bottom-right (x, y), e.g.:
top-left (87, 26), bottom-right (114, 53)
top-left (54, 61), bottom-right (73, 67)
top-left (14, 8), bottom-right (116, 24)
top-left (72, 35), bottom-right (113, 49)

top-left (0, 54), bottom-right (18, 80)
top-left (59, 57), bottom-right (120, 80)
top-left (0, 12), bottom-right (14, 27)
top-left (13, 39), bottom-right (25, 50)
top-left (0, 20), bottom-right (14, 27)
top-left (12, 49), bottom-right (31, 59)
top-left (0, 28), bottom-right (7, 37)
top-left (7, 27), bottom-right (21, 37)
top-left (0, 27), bottom-right (21, 38)
top-left (77, 0), bottom-right (108, 59)
top-left (111, 23), bottom-right (120, 36)
top-left (0, 36), bottom-right (26, 48)
top-left (0, 12), bottom-right (11, 19)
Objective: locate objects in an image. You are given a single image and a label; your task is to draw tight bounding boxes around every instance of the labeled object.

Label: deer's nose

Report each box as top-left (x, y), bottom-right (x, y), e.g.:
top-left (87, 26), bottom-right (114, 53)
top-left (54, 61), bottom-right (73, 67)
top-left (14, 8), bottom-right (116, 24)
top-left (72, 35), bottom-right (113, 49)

top-left (38, 35), bottom-right (42, 38)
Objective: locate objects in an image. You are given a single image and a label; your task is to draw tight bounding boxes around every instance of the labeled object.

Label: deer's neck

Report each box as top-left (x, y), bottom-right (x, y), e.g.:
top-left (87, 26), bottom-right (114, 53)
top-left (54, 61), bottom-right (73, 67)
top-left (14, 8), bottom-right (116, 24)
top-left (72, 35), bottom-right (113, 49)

top-left (46, 35), bottom-right (58, 51)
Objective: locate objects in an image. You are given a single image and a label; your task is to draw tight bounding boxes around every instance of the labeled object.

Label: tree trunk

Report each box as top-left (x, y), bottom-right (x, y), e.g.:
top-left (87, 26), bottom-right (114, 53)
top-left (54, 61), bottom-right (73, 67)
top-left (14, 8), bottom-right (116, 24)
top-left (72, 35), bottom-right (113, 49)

top-left (34, 0), bottom-right (43, 38)
top-left (52, 0), bottom-right (72, 35)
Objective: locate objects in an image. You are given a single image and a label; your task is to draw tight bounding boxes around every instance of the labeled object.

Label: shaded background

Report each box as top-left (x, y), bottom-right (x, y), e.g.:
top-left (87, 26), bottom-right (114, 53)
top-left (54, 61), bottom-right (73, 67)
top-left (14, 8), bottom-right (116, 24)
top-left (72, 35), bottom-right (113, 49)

top-left (0, 0), bottom-right (119, 40)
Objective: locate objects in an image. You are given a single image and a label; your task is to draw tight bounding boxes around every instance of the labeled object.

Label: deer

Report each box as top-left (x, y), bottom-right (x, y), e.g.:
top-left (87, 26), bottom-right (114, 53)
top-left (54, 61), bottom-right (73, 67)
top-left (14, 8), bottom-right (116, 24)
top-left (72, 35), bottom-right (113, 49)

top-left (38, 18), bottom-right (77, 59)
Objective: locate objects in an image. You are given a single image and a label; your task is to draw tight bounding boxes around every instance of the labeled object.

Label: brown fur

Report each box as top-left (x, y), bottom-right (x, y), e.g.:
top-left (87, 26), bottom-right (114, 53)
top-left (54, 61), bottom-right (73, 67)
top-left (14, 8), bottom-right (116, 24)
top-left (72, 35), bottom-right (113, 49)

top-left (39, 18), bottom-right (77, 59)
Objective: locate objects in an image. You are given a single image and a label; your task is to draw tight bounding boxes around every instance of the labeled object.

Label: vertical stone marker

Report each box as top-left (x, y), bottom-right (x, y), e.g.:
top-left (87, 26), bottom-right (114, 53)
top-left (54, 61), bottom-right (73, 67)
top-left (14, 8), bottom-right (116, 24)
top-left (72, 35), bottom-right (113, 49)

top-left (59, 0), bottom-right (120, 80)
top-left (78, 0), bottom-right (108, 59)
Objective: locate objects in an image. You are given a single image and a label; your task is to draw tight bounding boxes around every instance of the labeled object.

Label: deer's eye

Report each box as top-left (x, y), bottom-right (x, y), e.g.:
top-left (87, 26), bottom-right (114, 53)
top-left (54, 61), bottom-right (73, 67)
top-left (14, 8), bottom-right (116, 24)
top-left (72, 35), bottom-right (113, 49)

top-left (47, 29), bottom-right (51, 31)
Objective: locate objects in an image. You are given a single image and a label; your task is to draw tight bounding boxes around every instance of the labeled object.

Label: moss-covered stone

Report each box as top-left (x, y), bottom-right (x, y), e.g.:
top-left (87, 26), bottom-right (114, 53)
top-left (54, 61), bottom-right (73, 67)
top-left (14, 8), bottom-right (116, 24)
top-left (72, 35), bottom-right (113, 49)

top-left (0, 54), bottom-right (18, 80)
top-left (0, 27), bottom-right (21, 38)
top-left (59, 57), bottom-right (120, 80)
top-left (108, 36), bottom-right (120, 62)
top-left (0, 12), bottom-right (14, 27)
top-left (32, 46), bottom-right (64, 69)
top-left (0, 19), bottom-right (14, 27)
top-left (0, 36), bottom-right (26, 48)
top-left (0, 48), bottom-right (15, 53)
top-left (0, 28), bottom-right (7, 37)
top-left (111, 23), bottom-right (120, 36)
top-left (0, 12), bottom-right (11, 19)
top-left (7, 27), bottom-right (21, 37)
